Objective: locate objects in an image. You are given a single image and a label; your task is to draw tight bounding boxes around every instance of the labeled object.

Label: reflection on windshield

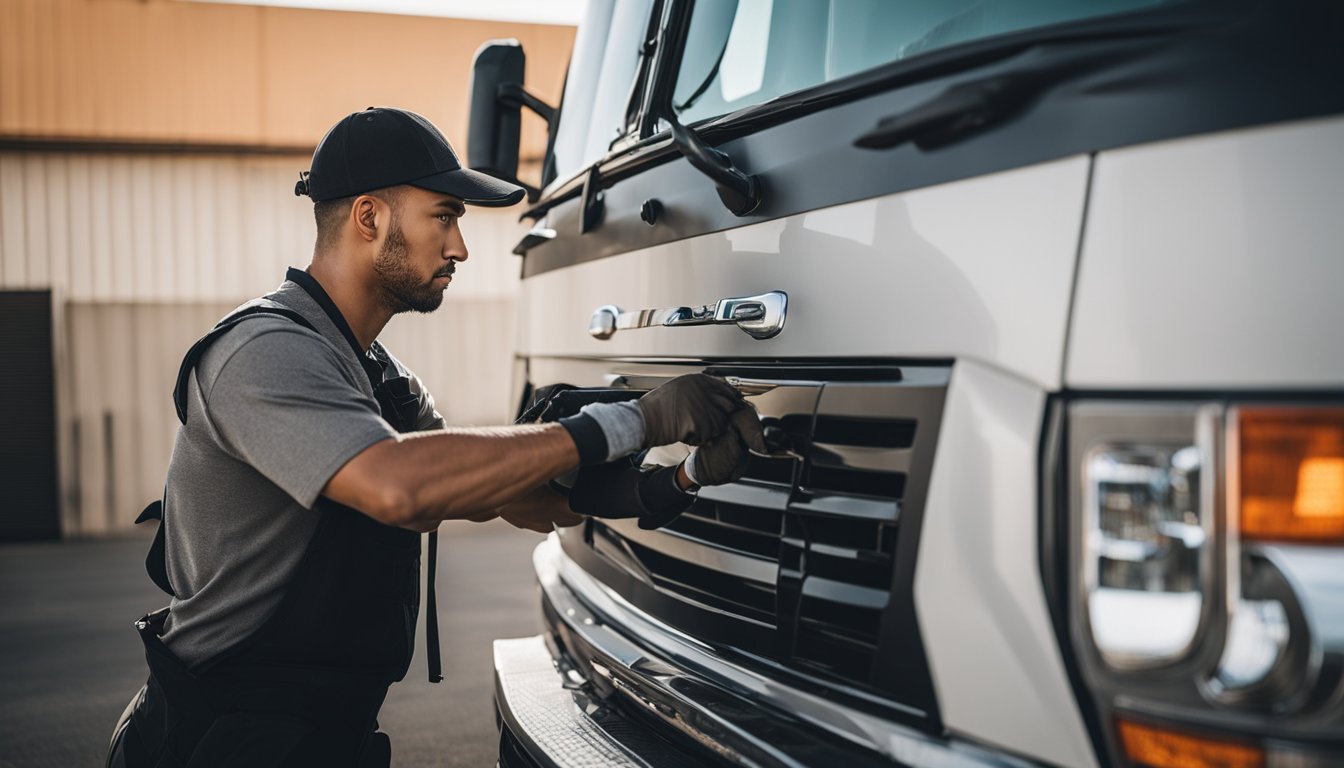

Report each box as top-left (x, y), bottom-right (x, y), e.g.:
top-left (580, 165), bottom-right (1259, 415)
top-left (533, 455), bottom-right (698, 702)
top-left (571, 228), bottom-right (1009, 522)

top-left (671, 0), bottom-right (1169, 126)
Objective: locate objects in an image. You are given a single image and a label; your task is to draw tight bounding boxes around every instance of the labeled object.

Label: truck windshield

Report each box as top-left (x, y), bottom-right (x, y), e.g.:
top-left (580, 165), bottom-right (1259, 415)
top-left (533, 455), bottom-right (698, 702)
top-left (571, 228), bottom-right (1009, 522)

top-left (549, 0), bottom-right (655, 183)
top-left (672, 0), bottom-right (1171, 125)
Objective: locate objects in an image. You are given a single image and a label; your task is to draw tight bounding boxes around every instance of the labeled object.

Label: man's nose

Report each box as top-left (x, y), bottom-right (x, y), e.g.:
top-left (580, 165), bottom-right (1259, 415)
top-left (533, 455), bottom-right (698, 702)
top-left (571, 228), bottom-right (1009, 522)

top-left (445, 226), bottom-right (468, 263)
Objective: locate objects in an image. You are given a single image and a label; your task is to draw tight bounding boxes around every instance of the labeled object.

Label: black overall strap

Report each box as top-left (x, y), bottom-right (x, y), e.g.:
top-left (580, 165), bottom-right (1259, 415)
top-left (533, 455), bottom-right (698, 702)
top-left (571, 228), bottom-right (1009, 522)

top-left (144, 304), bottom-right (321, 599)
top-left (136, 500), bottom-right (173, 597)
top-left (172, 304), bottom-right (318, 425)
top-left (284, 268), bottom-right (443, 684)
top-left (425, 542), bottom-right (443, 683)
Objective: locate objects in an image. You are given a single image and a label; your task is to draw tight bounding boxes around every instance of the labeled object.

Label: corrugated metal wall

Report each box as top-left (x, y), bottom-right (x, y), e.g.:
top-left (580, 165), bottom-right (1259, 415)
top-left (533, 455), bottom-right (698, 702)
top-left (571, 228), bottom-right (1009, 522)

top-left (0, 0), bottom-right (572, 537)
top-left (0, 153), bottom-right (314, 298)
top-left (0, 152), bottom-right (524, 301)
top-left (0, 151), bottom-right (526, 535)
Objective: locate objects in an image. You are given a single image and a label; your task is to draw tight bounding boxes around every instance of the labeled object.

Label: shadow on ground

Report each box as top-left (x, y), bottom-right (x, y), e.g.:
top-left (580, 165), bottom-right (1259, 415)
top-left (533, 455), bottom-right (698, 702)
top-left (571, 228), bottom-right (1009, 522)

top-left (0, 518), bottom-right (546, 768)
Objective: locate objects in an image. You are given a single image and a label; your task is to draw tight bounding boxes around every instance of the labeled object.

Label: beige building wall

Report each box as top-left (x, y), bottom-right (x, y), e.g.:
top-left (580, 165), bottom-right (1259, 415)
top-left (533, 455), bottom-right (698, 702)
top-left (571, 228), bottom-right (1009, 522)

top-left (0, 0), bottom-right (569, 161)
top-left (0, 0), bottom-right (574, 536)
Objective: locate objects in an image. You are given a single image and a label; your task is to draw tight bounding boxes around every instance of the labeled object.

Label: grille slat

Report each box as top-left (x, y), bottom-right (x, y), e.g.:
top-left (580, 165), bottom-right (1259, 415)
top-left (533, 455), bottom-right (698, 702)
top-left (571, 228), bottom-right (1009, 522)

top-left (801, 576), bottom-right (890, 612)
top-left (601, 529), bottom-right (778, 624)
top-left (805, 465), bottom-right (906, 499)
top-left (805, 547), bottom-right (892, 589)
top-left (810, 443), bottom-right (913, 474)
top-left (797, 618), bottom-right (881, 647)
top-left (812, 415), bottom-right (917, 449)
top-left (790, 494), bottom-right (898, 522)
top-left (661, 514), bottom-right (780, 559)
top-left (697, 482), bottom-right (791, 512)
top-left (794, 619), bottom-right (881, 680)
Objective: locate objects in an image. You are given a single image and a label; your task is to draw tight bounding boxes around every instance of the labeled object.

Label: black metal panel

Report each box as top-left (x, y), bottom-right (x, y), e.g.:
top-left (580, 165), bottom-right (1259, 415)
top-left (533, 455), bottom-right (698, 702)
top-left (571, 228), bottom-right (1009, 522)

top-left (0, 292), bottom-right (59, 542)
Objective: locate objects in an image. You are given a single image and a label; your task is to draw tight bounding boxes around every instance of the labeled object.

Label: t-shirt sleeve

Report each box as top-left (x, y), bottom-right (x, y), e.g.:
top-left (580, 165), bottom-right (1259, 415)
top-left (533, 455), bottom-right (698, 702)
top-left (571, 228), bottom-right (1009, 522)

top-left (202, 327), bottom-right (398, 508)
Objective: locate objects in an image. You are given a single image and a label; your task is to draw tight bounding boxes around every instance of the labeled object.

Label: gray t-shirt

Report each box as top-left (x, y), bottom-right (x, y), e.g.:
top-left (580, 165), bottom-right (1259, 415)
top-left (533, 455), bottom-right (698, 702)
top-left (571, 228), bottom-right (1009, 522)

top-left (159, 278), bottom-right (445, 667)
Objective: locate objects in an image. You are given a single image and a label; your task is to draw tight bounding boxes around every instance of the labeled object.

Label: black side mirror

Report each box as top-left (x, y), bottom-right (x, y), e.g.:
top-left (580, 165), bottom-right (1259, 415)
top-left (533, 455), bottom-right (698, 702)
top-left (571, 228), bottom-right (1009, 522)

top-left (468, 40), bottom-right (556, 200)
top-left (468, 40), bottom-right (526, 183)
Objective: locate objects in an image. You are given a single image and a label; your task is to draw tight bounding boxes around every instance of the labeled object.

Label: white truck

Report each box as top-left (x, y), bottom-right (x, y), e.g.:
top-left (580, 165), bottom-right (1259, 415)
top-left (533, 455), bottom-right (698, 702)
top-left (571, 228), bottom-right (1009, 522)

top-left (466, 1), bottom-right (1344, 765)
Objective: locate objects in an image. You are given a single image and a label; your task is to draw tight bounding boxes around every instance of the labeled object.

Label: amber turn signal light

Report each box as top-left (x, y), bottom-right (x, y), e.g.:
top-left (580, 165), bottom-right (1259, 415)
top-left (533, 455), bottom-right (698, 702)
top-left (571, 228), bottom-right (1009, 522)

top-left (1117, 719), bottom-right (1263, 768)
top-left (1239, 408), bottom-right (1344, 542)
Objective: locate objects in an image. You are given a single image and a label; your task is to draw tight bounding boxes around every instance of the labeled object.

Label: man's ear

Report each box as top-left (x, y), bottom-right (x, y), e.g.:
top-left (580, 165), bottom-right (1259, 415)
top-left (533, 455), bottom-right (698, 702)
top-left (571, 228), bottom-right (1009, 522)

top-left (352, 195), bottom-right (380, 242)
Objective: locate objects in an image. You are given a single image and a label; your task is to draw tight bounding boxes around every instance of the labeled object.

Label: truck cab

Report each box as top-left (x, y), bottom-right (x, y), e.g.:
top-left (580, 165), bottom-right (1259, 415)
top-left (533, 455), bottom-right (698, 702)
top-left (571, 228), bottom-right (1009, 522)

top-left (468, 1), bottom-right (1344, 765)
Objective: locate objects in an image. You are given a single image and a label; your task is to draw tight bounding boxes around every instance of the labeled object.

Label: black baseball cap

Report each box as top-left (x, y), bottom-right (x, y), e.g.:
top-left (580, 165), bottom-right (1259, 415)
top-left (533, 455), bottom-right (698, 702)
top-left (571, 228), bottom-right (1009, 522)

top-left (295, 107), bottom-right (525, 207)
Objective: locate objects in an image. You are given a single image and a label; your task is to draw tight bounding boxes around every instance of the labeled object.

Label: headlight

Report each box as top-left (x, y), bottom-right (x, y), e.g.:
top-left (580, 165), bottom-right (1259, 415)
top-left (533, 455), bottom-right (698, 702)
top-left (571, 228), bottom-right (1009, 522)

top-left (1084, 440), bottom-right (1208, 669)
top-left (1056, 401), bottom-right (1344, 768)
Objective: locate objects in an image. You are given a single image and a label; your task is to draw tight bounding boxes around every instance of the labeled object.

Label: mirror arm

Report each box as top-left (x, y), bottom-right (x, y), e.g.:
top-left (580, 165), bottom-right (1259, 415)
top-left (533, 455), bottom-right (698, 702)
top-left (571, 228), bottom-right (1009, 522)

top-left (497, 83), bottom-right (556, 127)
top-left (514, 179), bottom-right (541, 203)
top-left (665, 113), bottom-right (761, 217)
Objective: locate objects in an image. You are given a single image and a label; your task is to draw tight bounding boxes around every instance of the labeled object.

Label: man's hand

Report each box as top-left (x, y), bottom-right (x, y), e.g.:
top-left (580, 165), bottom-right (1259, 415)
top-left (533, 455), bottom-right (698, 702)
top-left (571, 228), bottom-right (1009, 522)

top-left (638, 373), bottom-right (746, 447)
top-left (685, 405), bottom-right (766, 486)
top-left (496, 484), bottom-right (584, 533)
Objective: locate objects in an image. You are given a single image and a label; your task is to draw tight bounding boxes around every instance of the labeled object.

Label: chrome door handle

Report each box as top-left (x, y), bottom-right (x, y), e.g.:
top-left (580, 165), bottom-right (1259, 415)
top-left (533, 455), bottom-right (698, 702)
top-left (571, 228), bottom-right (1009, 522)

top-left (588, 291), bottom-right (787, 341)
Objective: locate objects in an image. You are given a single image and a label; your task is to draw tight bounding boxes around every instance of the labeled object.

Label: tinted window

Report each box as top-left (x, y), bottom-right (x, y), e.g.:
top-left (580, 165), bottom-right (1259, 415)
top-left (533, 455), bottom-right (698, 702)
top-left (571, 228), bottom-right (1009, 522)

top-left (671, 0), bottom-right (1168, 125)
top-left (550, 0), bottom-right (654, 181)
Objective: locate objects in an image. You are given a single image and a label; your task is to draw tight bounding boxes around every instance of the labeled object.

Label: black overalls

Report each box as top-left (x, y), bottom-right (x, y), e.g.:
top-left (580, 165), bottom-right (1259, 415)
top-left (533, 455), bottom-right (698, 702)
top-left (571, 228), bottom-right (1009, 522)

top-left (110, 270), bottom-right (441, 768)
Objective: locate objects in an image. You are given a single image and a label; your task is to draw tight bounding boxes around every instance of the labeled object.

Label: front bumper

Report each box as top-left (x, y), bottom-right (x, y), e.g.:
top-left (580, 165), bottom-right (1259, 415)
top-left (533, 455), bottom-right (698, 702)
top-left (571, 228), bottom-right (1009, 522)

top-left (494, 535), bottom-right (1038, 767)
top-left (495, 635), bottom-right (699, 767)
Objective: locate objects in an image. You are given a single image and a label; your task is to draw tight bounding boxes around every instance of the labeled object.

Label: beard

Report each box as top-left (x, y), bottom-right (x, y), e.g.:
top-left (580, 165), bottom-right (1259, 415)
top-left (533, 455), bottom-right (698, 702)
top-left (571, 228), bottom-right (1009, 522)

top-left (372, 220), bottom-right (450, 314)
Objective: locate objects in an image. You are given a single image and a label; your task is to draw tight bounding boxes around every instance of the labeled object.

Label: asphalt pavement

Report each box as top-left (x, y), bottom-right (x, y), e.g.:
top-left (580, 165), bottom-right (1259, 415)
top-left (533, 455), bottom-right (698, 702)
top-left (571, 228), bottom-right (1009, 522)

top-left (0, 519), bottom-right (548, 768)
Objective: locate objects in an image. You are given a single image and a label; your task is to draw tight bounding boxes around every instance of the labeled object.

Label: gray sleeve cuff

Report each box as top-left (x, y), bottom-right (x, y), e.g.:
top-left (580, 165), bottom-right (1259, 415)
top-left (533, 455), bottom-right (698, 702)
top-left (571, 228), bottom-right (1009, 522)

top-left (578, 400), bottom-right (646, 462)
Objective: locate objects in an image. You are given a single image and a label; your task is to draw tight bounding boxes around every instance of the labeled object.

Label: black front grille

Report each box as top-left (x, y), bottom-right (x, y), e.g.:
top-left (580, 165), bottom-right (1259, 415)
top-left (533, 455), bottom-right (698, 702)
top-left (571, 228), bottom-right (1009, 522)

top-left (789, 422), bottom-right (907, 684)
top-left (574, 366), bottom-right (950, 728)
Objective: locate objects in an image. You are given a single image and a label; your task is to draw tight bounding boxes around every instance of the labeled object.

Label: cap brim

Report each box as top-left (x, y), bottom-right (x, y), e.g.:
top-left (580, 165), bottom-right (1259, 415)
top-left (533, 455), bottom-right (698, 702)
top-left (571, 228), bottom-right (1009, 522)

top-left (409, 167), bottom-right (527, 207)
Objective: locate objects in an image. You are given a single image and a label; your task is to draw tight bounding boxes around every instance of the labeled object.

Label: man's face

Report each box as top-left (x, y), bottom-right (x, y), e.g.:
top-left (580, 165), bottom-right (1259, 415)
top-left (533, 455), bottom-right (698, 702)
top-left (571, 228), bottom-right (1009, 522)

top-left (372, 186), bottom-right (468, 314)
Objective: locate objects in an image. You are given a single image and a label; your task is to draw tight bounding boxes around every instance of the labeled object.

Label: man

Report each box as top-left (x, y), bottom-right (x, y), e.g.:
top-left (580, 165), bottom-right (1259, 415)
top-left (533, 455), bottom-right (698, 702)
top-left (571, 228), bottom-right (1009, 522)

top-left (108, 107), bottom-right (763, 767)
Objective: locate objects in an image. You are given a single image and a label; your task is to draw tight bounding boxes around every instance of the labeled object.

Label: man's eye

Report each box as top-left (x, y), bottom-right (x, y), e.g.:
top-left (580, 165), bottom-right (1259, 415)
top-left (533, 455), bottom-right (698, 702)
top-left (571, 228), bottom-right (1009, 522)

top-left (436, 214), bottom-right (454, 224)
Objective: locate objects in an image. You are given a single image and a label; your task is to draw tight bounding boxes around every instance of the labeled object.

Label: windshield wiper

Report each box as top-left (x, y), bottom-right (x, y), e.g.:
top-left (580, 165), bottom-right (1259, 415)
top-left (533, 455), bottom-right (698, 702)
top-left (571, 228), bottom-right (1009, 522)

top-left (854, 69), bottom-right (1053, 151)
top-left (667, 113), bottom-right (761, 216)
top-left (854, 46), bottom-right (1137, 151)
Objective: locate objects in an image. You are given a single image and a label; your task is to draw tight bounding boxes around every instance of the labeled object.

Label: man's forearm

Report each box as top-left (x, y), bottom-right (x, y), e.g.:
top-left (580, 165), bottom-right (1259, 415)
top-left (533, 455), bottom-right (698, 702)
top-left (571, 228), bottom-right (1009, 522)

top-left (398, 423), bottom-right (580, 524)
top-left (324, 422), bottom-right (580, 527)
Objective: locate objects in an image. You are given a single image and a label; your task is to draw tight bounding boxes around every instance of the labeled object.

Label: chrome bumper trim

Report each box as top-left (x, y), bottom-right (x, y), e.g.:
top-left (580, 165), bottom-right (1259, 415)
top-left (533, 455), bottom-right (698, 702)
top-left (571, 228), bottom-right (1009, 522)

top-left (536, 535), bottom-right (1039, 767)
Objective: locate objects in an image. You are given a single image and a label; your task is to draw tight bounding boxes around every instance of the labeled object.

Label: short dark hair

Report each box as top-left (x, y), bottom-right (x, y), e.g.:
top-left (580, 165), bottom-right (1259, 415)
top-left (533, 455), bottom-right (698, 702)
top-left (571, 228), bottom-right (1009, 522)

top-left (313, 185), bottom-right (406, 251)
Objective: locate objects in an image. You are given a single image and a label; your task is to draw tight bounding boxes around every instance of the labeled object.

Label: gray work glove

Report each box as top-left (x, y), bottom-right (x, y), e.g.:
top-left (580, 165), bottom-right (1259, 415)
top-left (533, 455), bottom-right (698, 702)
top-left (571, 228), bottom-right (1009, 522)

top-left (637, 373), bottom-right (747, 448)
top-left (685, 405), bottom-right (767, 486)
